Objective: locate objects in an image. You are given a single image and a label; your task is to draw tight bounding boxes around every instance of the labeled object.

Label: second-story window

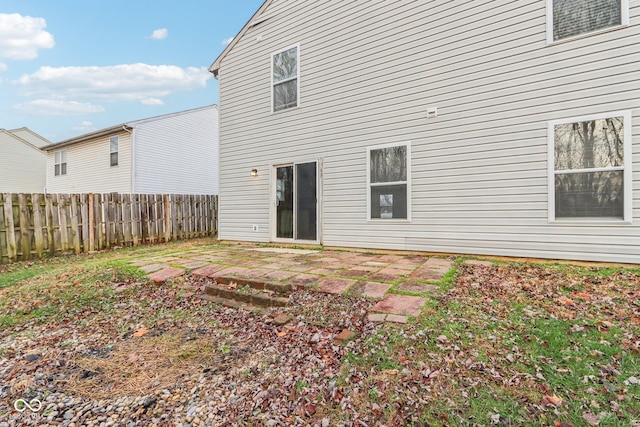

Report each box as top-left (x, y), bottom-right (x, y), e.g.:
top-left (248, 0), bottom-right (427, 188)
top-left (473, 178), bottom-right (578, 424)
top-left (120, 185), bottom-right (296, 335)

top-left (54, 149), bottom-right (67, 176)
top-left (110, 136), bottom-right (118, 167)
top-left (272, 45), bottom-right (299, 112)
top-left (549, 0), bottom-right (627, 42)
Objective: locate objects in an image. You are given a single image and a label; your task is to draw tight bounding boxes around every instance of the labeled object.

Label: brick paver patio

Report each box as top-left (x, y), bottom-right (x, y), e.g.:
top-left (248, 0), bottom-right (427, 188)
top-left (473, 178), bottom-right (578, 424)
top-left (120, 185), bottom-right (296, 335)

top-left (129, 244), bottom-right (470, 322)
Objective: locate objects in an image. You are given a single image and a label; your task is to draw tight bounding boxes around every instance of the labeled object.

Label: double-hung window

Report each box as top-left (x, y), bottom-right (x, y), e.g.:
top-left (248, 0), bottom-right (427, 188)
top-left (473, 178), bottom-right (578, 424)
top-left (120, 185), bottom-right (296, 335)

top-left (547, 0), bottom-right (628, 43)
top-left (110, 136), bottom-right (118, 167)
top-left (54, 150), bottom-right (67, 176)
top-left (272, 45), bottom-right (299, 112)
top-left (367, 142), bottom-right (411, 220)
top-left (549, 112), bottom-right (631, 222)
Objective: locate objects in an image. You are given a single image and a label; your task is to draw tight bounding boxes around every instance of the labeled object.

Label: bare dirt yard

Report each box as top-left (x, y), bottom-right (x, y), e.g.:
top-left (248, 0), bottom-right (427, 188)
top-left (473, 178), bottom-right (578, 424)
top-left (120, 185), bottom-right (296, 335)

top-left (1, 240), bottom-right (639, 426)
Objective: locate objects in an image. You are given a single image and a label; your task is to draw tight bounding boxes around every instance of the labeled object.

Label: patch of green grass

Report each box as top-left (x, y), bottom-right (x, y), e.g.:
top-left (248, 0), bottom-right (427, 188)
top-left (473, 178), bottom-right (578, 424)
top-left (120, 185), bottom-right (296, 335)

top-left (442, 259), bottom-right (463, 286)
top-left (346, 328), bottom-right (405, 371)
top-left (0, 265), bottom-right (49, 289)
top-left (0, 259), bottom-right (145, 328)
top-left (296, 380), bottom-right (309, 392)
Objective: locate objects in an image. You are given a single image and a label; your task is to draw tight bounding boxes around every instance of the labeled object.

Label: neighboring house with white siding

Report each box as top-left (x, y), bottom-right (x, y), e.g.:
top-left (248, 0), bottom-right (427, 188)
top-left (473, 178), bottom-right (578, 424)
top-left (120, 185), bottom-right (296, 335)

top-left (209, 0), bottom-right (639, 264)
top-left (43, 105), bottom-right (218, 195)
top-left (0, 128), bottom-right (50, 193)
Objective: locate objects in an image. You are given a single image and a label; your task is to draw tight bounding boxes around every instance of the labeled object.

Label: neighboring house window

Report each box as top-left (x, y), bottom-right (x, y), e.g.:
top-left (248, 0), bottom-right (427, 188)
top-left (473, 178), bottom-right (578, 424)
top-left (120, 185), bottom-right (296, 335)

top-left (110, 136), bottom-right (118, 167)
top-left (549, 111), bottom-right (631, 222)
top-left (54, 150), bottom-right (67, 176)
top-left (367, 142), bottom-right (411, 220)
top-left (272, 45), bottom-right (299, 112)
top-left (548, 0), bottom-right (628, 42)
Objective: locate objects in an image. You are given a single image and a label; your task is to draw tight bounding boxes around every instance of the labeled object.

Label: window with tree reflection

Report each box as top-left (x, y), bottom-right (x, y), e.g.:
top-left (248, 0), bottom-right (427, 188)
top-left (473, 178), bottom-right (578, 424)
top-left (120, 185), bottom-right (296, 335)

top-left (551, 0), bottom-right (624, 41)
top-left (368, 144), bottom-right (409, 220)
top-left (552, 115), bottom-right (626, 219)
top-left (272, 46), bottom-right (298, 112)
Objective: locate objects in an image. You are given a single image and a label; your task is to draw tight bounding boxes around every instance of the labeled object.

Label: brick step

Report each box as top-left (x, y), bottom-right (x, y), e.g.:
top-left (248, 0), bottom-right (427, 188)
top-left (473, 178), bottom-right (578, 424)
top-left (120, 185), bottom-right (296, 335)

top-left (213, 276), bottom-right (293, 296)
top-left (203, 282), bottom-right (290, 309)
top-left (198, 294), bottom-right (266, 313)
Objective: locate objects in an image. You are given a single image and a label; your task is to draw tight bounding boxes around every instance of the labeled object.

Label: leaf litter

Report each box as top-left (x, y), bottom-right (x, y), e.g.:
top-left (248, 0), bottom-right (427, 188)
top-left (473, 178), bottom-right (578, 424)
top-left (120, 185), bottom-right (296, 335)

top-left (0, 260), bottom-right (638, 426)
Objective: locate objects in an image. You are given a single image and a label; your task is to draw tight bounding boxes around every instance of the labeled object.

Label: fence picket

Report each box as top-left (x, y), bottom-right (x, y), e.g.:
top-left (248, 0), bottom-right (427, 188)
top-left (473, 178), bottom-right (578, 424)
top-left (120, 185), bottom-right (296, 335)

top-left (3, 194), bottom-right (17, 261)
top-left (17, 194), bottom-right (31, 260)
top-left (70, 194), bottom-right (81, 254)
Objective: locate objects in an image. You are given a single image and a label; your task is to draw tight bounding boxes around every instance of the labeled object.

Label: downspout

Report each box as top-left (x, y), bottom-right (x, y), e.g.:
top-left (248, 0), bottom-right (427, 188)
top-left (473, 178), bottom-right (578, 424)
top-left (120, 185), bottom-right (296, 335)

top-left (122, 125), bottom-right (134, 193)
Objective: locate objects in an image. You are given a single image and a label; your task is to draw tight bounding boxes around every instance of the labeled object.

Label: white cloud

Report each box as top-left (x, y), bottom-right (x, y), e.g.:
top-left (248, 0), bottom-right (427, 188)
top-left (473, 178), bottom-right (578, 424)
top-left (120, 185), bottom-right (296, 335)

top-left (0, 62), bottom-right (7, 71)
top-left (13, 63), bottom-right (211, 102)
top-left (149, 28), bottom-right (168, 40)
top-left (222, 37), bottom-right (234, 46)
top-left (141, 98), bottom-right (164, 106)
top-left (13, 99), bottom-right (105, 116)
top-left (0, 13), bottom-right (54, 60)
top-left (72, 120), bottom-right (96, 133)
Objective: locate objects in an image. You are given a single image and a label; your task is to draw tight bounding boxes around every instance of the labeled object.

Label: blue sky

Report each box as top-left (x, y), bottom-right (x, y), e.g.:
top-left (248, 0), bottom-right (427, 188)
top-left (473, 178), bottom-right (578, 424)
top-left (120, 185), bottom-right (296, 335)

top-left (0, 0), bottom-right (264, 142)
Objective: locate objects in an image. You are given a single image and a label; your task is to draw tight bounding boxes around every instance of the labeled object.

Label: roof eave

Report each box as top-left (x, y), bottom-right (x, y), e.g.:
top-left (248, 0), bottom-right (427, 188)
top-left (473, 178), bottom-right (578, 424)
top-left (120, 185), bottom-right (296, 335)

top-left (43, 124), bottom-right (132, 151)
top-left (209, 0), bottom-right (273, 77)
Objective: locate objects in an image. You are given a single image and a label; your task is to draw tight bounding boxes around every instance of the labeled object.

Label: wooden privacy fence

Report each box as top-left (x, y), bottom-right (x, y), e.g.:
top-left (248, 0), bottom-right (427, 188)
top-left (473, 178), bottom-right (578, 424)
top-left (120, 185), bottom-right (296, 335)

top-left (0, 193), bottom-right (218, 263)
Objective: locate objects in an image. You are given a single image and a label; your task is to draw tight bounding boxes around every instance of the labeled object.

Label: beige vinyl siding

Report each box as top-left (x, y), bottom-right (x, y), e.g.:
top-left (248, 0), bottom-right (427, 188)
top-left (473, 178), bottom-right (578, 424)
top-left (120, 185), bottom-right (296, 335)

top-left (0, 130), bottom-right (47, 193)
top-left (45, 131), bottom-right (132, 193)
top-left (217, 0), bottom-right (640, 263)
top-left (133, 106), bottom-right (218, 195)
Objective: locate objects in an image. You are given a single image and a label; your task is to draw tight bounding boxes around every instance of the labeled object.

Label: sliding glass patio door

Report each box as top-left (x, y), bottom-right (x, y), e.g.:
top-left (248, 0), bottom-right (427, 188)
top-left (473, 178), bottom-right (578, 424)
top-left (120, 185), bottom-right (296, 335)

top-left (274, 161), bottom-right (317, 242)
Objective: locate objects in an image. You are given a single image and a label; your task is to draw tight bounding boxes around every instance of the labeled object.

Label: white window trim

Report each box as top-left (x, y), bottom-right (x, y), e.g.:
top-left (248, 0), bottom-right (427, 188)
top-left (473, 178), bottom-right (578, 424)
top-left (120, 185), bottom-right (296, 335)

top-left (271, 43), bottom-right (300, 113)
top-left (110, 136), bottom-right (119, 167)
top-left (546, 0), bottom-right (629, 45)
top-left (366, 141), bottom-right (411, 222)
top-left (547, 111), bottom-right (632, 224)
top-left (54, 149), bottom-right (67, 176)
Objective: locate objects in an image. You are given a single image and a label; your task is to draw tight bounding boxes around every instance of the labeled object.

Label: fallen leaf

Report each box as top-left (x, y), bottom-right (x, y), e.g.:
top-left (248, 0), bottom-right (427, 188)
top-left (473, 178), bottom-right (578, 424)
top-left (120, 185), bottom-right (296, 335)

top-left (277, 331), bottom-right (287, 337)
top-left (573, 292), bottom-right (590, 300)
top-left (304, 403), bottom-right (317, 416)
top-left (133, 327), bottom-right (149, 337)
top-left (436, 334), bottom-right (448, 343)
top-left (126, 353), bottom-right (139, 364)
top-left (558, 297), bottom-right (574, 306)
top-left (582, 412), bottom-right (600, 426)
top-left (545, 394), bottom-right (563, 406)
top-left (625, 376), bottom-right (639, 385)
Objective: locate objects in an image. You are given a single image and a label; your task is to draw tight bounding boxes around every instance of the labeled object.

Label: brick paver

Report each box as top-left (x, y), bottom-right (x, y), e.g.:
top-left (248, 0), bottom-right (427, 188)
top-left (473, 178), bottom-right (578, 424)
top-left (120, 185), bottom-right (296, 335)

top-left (351, 281), bottom-right (392, 298)
top-left (192, 264), bottom-right (227, 277)
top-left (411, 258), bottom-right (453, 281)
top-left (139, 263), bottom-right (168, 273)
top-left (263, 270), bottom-right (297, 281)
top-left (148, 267), bottom-right (185, 283)
top-left (317, 277), bottom-right (356, 294)
top-left (371, 294), bottom-right (427, 317)
top-left (289, 273), bottom-right (321, 288)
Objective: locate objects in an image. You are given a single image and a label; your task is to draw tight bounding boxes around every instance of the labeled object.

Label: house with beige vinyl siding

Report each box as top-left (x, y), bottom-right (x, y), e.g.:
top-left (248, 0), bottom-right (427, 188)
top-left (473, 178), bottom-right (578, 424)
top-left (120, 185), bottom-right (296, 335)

top-left (0, 128), bottom-right (50, 193)
top-left (209, 0), bottom-right (639, 264)
top-left (43, 105), bottom-right (218, 195)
